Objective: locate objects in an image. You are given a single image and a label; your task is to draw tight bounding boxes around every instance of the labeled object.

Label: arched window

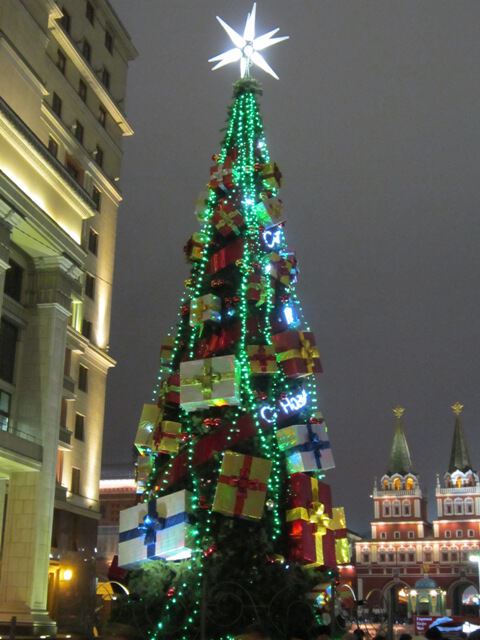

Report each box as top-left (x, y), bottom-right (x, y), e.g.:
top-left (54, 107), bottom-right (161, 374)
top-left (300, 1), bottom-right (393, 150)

top-left (454, 498), bottom-right (464, 515)
top-left (393, 500), bottom-right (401, 516)
top-left (444, 499), bottom-right (453, 515)
top-left (465, 498), bottom-right (474, 515)
top-left (383, 478), bottom-right (390, 490)
top-left (405, 476), bottom-right (415, 490)
top-left (393, 477), bottom-right (402, 491)
top-left (383, 501), bottom-right (391, 517)
top-left (402, 500), bottom-right (411, 516)
top-left (456, 476), bottom-right (463, 488)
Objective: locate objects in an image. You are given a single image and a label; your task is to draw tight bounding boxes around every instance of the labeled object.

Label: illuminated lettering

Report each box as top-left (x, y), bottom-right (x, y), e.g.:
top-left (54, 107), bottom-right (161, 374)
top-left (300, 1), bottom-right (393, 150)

top-left (260, 389), bottom-right (308, 423)
top-left (262, 228), bottom-right (282, 249)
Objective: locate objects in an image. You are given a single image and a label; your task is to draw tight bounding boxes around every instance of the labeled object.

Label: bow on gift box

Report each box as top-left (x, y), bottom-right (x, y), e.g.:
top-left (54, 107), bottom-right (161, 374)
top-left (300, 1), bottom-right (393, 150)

top-left (291, 423), bottom-right (331, 468)
top-left (183, 359), bottom-right (234, 401)
top-left (190, 296), bottom-right (220, 333)
top-left (138, 501), bottom-right (163, 557)
top-left (214, 206), bottom-right (244, 236)
top-left (278, 332), bottom-right (320, 374)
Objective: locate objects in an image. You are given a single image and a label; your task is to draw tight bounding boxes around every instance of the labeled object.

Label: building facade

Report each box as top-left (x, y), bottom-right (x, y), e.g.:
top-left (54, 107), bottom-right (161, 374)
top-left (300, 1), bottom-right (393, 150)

top-left (0, 0), bottom-right (136, 634)
top-left (355, 405), bottom-right (480, 617)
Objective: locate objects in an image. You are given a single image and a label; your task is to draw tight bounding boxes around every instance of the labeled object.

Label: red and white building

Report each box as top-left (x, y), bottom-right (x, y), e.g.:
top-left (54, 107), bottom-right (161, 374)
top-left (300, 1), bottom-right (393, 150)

top-left (355, 404), bottom-right (480, 616)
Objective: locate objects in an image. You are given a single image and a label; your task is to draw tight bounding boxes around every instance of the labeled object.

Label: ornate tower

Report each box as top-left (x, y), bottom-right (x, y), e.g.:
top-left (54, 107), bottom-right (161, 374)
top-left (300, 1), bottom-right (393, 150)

top-left (434, 403), bottom-right (480, 538)
top-left (371, 407), bottom-right (431, 541)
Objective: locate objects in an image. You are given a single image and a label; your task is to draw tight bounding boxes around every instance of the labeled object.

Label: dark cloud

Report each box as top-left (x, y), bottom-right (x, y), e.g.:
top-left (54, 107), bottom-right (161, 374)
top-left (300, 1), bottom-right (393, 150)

top-left (106, 1), bottom-right (480, 533)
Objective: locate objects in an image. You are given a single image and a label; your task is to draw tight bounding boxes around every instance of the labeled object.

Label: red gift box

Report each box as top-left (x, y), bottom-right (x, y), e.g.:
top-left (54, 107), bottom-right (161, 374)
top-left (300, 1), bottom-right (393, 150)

top-left (286, 472), bottom-right (336, 568)
top-left (159, 373), bottom-right (180, 406)
top-left (209, 151), bottom-right (237, 192)
top-left (272, 330), bottom-right (322, 378)
top-left (207, 238), bottom-right (244, 275)
top-left (213, 200), bottom-right (245, 237)
top-left (246, 273), bottom-right (266, 304)
top-left (155, 413), bottom-right (257, 489)
top-left (195, 318), bottom-right (262, 359)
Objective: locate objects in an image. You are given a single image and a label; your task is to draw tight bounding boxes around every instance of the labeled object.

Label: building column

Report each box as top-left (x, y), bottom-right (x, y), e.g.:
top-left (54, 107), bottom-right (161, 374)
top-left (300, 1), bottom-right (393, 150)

top-left (0, 256), bottom-right (82, 634)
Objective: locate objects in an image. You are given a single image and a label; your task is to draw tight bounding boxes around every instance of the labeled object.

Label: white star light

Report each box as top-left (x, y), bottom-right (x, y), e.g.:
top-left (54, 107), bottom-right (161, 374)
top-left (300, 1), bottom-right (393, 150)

top-left (208, 3), bottom-right (289, 80)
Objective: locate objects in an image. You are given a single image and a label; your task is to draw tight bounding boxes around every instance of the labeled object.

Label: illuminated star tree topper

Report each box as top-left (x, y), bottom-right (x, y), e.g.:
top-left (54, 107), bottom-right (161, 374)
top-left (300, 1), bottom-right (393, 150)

top-left (209, 2), bottom-right (289, 80)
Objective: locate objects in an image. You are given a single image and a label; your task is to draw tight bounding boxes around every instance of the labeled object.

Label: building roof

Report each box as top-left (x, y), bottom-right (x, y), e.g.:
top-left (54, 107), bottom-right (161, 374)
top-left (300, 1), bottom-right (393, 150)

top-left (387, 406), bottom-right (413, 475)
top-left (448, 402), bottom-right (472, 473)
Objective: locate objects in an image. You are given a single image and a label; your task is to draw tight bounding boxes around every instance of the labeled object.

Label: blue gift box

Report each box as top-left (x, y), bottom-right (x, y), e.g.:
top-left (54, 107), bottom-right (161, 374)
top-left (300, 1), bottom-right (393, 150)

top-left (276, 423), bottom-right (335, 474)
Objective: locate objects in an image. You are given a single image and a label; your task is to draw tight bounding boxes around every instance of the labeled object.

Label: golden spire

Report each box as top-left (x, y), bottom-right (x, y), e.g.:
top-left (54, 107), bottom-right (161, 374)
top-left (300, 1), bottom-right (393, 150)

top-left (393, 406), bottom-right (405, 418)
top-left (451, 402), bottom-right (464, 416)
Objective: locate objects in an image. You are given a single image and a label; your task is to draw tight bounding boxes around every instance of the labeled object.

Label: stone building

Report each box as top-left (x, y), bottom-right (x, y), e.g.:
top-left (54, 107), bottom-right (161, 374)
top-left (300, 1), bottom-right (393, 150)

top-left (0, 0), bottom-right (136, 634)
top-left (355, 404), bottom-right (480, 617)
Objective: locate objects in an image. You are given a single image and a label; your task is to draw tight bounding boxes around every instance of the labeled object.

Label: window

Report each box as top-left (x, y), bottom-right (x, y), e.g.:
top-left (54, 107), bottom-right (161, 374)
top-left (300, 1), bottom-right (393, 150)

top-left (105, 29), bottom-right (113, 53)
top-left (393, 501), bottom-right (401, 516)
top-left (399, 552), bottom-right (406, 562)
top-left (64, 348), bottom-right (71, 376)
top-left (48, 137), bottom-right (59, 158)
top-left (86, 1), bottom-right (95, 24)
top-left (98, 105), bottom-right (107, 127)
top-left (406, 476), bottom-right (415, 489)
top-left (468, 529), bottom-right (475, 538)
top-left (71, 467), bottom-right (81, 495)
top-left (424, 551), bottom-right (432, 562)
top-left (380, 531), bottom-right (387, 540)
top-left (465, 499), bottom-right (474, 515)
top-left (85, 273), bottom-right (95, 299)
top-left (101, 67), bottom-right (110, 90)
top-left (88, 228), bottom-right (98, 255)
top-left (362, 552), bottom-right (370, 563)
top-left (455, 498), bottom-right (464, 515)
top-left (57, 49), bottom-right (66, 74)
top-left (445, 530), bottom-right (452, 538)
top-left (81, 318), bottom-right (92, 340)
top-left (70, 298), bottom-right (82, 332)
top-left (4, 259), bottom-right (23, 302)
top-left (92, 185), bottom-right (101, 211)
top-left (379, 552), bottom-right (386, 563)
top-left (387, 552), bottom-right (395, 562)
top-left (74, 413), bottom-right (85, 441)
top-left (407, 531), bottom-right (415, 539)
top-left (456, 529), bottom-right (463, 538)
top-left (78, 79), bottom-right (87, 102)
top-left (451, 551), bottom-right (458, 561)
top-left (82, 39), bottom-right (91, 62)
top-left (74, 121), bottom-right (84, 144)
top-left (394, 531), bottom-right (400, 540)
top-left (444, 499), bottom-right (453, 515)
top-left (441, 551), bottom-right (449, 562)
top-left (60, 398), bottom-right (68, 428)
top-left (0, 319), bottom-right (18, 383)
top-left (52, 92), bottom-right (62, 117)
top-left (94, 145), bottom-right (104, 167)
top-left (0, 390), bottom-right (11, 432)
top-left (408, 552), bottom-right (415, 562)
top-left (393, 477), bottom-right (402, 490)
top-left (60, 7), bottom-right (71, 33)
top-left (383, 501), bottom-right (391, 517)
top-left (462, 550), bottom-right (470, 561)
top-left (66, 159), bottom-right (80, 182)
top-left (78, 364), bottom-right (88, 392)
top-left (402, 500), bottom-right (411, 516)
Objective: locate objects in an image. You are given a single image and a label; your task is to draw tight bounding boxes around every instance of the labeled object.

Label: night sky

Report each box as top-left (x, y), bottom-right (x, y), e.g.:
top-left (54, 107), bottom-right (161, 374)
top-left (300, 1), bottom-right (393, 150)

top-left (105, 1), bottom-right (480, 534)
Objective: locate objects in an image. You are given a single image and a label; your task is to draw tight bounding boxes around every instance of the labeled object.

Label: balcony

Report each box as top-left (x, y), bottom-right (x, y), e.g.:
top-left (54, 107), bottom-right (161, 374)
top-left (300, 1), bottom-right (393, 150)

top-left (374, 489), bottom-right (420, 497)
top-left (0, 96), bottom-right (96, 212)
top-left (438, 486), bottom-right (480, 494)
top-left (0, 427), bottom-right (42, 468)
top-left (63, 374), bottom-right (76, 399)
top-left (58, 426), bottom-right (72, 450)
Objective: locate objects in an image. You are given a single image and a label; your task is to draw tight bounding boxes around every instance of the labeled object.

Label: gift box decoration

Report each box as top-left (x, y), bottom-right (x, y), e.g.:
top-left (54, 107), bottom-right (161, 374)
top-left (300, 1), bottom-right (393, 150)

top-left (180, 354), bottom-right (240, 412)
top-left (194, 188), bottom-right (210, 222)
top-left (189, 294), bottom-right (221, 329)
top-left (184, 232), bottom-right (208, 263)
top-left (331, 507), bottom-right (350, 565)
top-left (254, 195), bottom-right (284, 228)
top-left (195, 317), bottom-right (261, 359)
top-left (134, 404), bottom-right (162, 455)
top-left (135, 456), bottom-right (153, 493)
top-left (118, 490), bottom-right (193, 568)
top-left (272, 330), bottom-right (322, 378)
top-left (160, 335), bottom-right (174, 364)
top-left (268, 252), bottom-right (298, 288)
top-left (152, 420), bottom-right (183, 455)
top-left (246, 273), bottom-right (267, 304)
top-left (213, 200), bottom-right (245, 237)
top-left (247, 344), bottom-right (278, 375)
top-left (212, 451), bottom-right (272, 520)
top-left (276, 423), bottom-right (335, 474)
top-left (158, 373), bottom-right (180, 406)
top-left (261, 161), bottom-right (282, 190)
top-left (286, 473), bottom-right (336, 568)
top-left (209, 152), bottom-right (237, 192)
top-left (207, 237), bottom-right (243, 274)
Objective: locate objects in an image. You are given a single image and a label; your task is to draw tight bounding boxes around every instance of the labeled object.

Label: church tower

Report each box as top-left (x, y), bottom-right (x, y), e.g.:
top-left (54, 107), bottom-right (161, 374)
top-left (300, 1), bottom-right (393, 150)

top-left (434, 403), bottom-right (480, 539)
top-left (371, 407), bottom-right (432, 541)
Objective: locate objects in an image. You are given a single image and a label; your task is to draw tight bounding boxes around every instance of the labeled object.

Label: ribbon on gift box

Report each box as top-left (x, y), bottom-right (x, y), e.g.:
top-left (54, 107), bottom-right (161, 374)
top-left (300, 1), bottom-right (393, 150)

top-left (119, 500), bottom-right (189, 559)
top-left (247, 274), bottom-right (266, 305)
top-left (214, 207), bottom-right (244, 236)
top-left (331, 507), bottom-right (350, 564)
top-left (218, 454), bottom-right (267, 516)
top-left (277, 332), bottom-right (320, 373)
top-left (153, 421), bottom-right (184, 454)
top-left (289, 423), bottom-right (331, 469)
top-left (249, 345), bottom-right (277, 373)
top-left (182, 359), bottom-right (234, 401)
top-left (287, 478), bottom-right (333, 566)
top-left (190, 296), bottom-right (220, 332)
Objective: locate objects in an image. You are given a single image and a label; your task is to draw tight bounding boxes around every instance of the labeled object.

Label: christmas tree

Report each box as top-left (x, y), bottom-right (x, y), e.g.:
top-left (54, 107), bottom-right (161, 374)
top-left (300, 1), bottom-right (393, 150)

top-left (115, 6), bottom-right (349, 640)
